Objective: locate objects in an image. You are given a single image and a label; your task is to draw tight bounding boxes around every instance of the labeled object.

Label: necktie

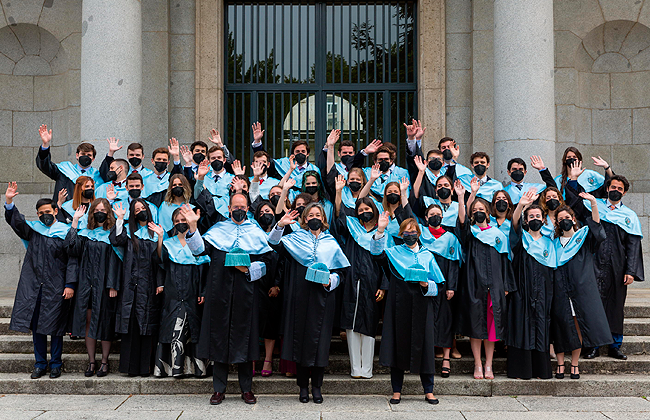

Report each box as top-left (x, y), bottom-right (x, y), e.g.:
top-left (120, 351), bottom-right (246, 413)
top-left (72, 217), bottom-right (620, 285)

top-left (516, 184), bottom-right (523, 190)
top-left (609, 205), bottom-right (616, 211)
top-left (81, 169), bottom-right (86, 174)
top-left (380, 175), bottom-right (387, 183)
top-left (259, 178), bottom-right (264, 185)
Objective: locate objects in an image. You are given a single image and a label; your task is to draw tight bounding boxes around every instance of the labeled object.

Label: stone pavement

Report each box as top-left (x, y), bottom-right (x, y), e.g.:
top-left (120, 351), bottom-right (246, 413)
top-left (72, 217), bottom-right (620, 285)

top-left (0, 395), bottom-right (647, 420)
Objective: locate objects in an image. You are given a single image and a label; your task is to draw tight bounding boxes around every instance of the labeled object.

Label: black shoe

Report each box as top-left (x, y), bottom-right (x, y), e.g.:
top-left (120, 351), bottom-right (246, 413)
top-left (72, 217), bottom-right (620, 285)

top-left (299, 387), bottom-right (309, 403)
top-left (85, 361), bottom-right (97, 377)
top-left (49, 367), bottom-right (61, 379)
top-left (96, 362), bottom-right (109, 377)
top-left (583, 348), bottom-right (599, 359)
top-left (608, 347), bottom-right (628, 360)
top-left (31, 367), bottom-right (46, 379)
top-left (312, 387), bottom-right (323, 404)
top-left (570, 365), bottom-right (580, 380)
top-left (390, 397), bottom-right (401, 404)
top-left (555, 364), bottom-right (565, 379)
top-left (425, 396), bottom-right (439, 404)
top-left (441, 358), bottom-right (451, 378)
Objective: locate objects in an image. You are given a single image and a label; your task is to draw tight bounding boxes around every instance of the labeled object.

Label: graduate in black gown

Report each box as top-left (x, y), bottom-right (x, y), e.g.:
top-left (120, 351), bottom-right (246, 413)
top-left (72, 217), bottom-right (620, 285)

top-left (196, 193), bottom-right (274, 406)
top-left (334, 175), bottom-right (389, 379)
top-left (507, 190), bottom-right (556, 380)
top-left (551, 199), bottom-right (612, 380)
top-left (268, 203), bottom-right (350, 404)
top-left (153, 206), bottom-right (210, 378)
top-left (454, 180), bottom-right (516, 380)
top-left (65, 198), bottom-right (122, 378)
top-left (5, 183), bottom-right (74, 379)
top-left (111, 198), bottom-right (162, 377)
top-left (582, 175), bottom-right (644, 360)
top-left (370, 215), bottom-right (446, 405)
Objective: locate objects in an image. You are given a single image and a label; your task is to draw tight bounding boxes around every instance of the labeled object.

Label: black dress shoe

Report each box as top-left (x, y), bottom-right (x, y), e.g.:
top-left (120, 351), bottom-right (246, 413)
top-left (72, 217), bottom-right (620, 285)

top-left (241, 391), bottom-right (257, 404)
top-left (312, 387), bottom-right (323, 404)
top-left (49, 367), bottom-right (61, 379)
top-left (583, 348), bottom-right (599, 359)
top-left (209, 392), bottom-right (225, 405)
top-left (31, 367), bottom-right (46, 379)
top-left (299, 387), bottom-right (310, 403)
top-left (425, 396), bottom-right (439, 404)
top-left (608, 347), bottom-right (628, 360)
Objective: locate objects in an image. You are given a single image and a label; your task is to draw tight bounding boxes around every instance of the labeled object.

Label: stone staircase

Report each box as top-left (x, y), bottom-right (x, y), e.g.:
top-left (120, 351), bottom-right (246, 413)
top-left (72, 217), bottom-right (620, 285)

top-left (0, 291), bottom-right (649, 396)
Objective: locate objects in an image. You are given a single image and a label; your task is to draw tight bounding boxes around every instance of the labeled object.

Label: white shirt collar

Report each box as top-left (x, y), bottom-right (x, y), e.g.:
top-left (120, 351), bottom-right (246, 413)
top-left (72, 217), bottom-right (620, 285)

top-left (607, 200), bottom-right (622, 209)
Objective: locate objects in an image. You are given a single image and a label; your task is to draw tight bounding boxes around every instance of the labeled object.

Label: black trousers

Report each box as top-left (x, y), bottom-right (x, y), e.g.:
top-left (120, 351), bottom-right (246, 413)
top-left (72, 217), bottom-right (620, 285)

top-left (296, 364), bottom-right (325, 389)
top-left (390, 367), bottom-right (434, 393)
top-left (213, 361), bottom-right (253, 393)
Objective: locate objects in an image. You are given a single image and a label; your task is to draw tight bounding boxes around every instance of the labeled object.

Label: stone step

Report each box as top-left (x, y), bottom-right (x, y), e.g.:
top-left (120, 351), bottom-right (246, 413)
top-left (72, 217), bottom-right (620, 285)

top-left (0, 372), bottom-right (648, 397)
top-left (1, 352), bottom-right (649, 375)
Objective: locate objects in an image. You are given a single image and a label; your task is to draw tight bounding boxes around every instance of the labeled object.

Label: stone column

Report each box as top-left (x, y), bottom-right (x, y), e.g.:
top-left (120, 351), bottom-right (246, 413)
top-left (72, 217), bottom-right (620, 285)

top-left (80, 0), bottom-right (142, 157)
top-left (493, 0), bottom-right (555, 182)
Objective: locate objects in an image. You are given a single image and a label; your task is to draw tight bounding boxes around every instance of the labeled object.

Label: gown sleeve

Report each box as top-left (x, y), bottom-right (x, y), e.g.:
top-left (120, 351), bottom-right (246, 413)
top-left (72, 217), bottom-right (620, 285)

top-left (64, 227), bottom-right (84, 257)
top-left (4, 205), bottom-right (33, 241)
top-left (586, 217), bottom-right (607, 251)
top-left (624, 233), bottom-right (645, 282)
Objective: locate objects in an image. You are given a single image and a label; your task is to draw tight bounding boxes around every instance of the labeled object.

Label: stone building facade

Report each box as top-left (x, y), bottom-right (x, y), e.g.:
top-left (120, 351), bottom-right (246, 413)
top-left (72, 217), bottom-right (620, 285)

top-left (0, 0), bottom-right (648, 289)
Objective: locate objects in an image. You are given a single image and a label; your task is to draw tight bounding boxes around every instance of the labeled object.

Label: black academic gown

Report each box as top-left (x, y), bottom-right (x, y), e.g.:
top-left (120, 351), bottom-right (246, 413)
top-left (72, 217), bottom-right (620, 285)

top-left (258, 245), bottom-right (283, 340)
top-left (65, 228), bottom-right (121, 340)
top-left (506, 225), bottom-right (554, 352)
top-left (35, 147), bottom-right (76, 201)
top-left (157, 248), bottom-right (207, 344)
top-left (337, 212), bottom-right (389, 338)
top-left (269, 238), bottom-right (347, 368)
top-left (6, 207), bottom-right (71, 336)
top-left (197, 244), bottom-right (273, 364)
top-left (431, 249), bottom-right (460, 349)
top-left (456, 222), bottom-right (516, 340)
top-left (551, 219), bottom-right (613, 353)
top-left (594, 220), bottom-right (644, 335)
top-left (374, 249), bottom-right (437, 374)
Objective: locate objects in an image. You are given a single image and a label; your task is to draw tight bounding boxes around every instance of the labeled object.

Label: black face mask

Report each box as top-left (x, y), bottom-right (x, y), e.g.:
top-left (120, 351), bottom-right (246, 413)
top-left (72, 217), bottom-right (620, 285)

top-left (495, 200), bottom-right (509, 213)
top-left (231, 209), bottom-right (247, 223)
top-left (386, 193), bottom-right (400, 205)
top-left (402, 234), bottom-right (418, 246)
top-left (39, 213), bottom-right (55, 226)
top-left (294, 153), bottom-right (307, 165)
top-left (546, 198), bottom-right (560, 211)
top-left (106, 170), bottom-right (118, 182)
top-left (78, 155), bottom-right (92, 167)
top-left (128, 189), bottom-right (141, 199)
top-left (528, 219), bottom-right (544, 232)
top-left (559, 218), bottom-right (574, 232)
top-left (608, 190), bottom-right (623, 202)
top-left (82, 188), bottom-right (94, 199)
top-left (307, 218), bottom-right (322, 231)
top-left (175, 222), bottom-right (189, 234)
top-left (154, 161), bottom-right (168, 173)
top-left (428, 215), bottom-right (442, 227)
top-left (135, 211), bottom-right (148, 222)
top-left (128, 157), bottom-right (142, 168)
top-left (171, 186), bottom-right (185, 197)
top-left (348, 181), bottom-right (362, 192)
top-left (565, 158), bottom-right (577, 168)
top-left (358, 212), bottom-right (374, 223)
top-left (437, 187), bottom-right (451, 200)
top-left (94, 211), bottom-right (107, 224)
top-left (295, 205), bottom-right (306, 216)
top-left (442, 149), bottom-right (453, 161)
top-left (341, 155), bottom-right (353, 166)
top-left (474, 164), bottom-right (487, 176)
top-left (258, 213), bottom-right (275, 227)
top-left (511, 170), bottom-right (525, 182)
top-left (193, 153), bottom-right (205, 164)
top-left (305, 186), bottom-right (318, 195)
top-left (473, 211), bottom-right (487, 224)
top-left (428, 159), bottom-right (443, 171)
top-left (269, 195), bottom-right (281, 207)
top-left (378, 160), bottom-right (391, 173)
top-left (211, 159), bottom-right (223, 172)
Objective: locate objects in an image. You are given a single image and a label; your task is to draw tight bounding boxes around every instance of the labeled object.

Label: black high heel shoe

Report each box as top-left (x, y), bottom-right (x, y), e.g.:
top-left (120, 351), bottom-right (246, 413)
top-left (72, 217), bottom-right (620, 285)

top-left (84, 361), bottom-right (96, 377)
top-left (555, 364), bottom-right (565, 379)
top-left (299, 387), bottom-right (309, 403)
top-left (570, 365), bottom-right (580, 380)
top-left (96, 362), bottom-right (109, 377)
top-left (312, 387), bottom-right (323, 404)
top-left (441, 358), bottom-right (451, 378)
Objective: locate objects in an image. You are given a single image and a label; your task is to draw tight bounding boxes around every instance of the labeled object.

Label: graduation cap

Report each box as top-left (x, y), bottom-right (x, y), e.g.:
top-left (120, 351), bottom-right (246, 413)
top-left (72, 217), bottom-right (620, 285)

top-left (306, 262), bottom-right (330, 285)
top-left (225, 247), bottom-right (251, 267)
top-left (405, 264), bottom-right (428, 282)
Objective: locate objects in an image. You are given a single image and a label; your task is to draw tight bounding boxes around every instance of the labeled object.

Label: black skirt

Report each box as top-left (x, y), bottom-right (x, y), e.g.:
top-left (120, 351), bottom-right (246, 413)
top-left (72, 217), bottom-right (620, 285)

top-left (506, 346), bottom-right (552, 379)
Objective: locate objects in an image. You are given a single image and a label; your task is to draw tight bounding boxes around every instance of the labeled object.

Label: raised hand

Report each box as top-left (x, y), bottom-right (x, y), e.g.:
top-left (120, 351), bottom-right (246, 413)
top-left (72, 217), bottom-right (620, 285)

top-left (57, 188), bottom-right (68, 208)
top-left (168, 138), bottom-right (180, 159)
top-left (251, 122), bottom-right (264, 143)
top-left (414, 155), bottom-right (427, 172)
top-left (470, 177), bottom-right (480, 194)
top-left (369, 163), bottom-right (380, 181)
top-left (335, 175), bottom-right (346, 192)
top-left (282, 178), bottom-right (296, 191)
top-left (377, 211), bottom-right (390, 231)
top-left (530, 155), bottom-right (545, 171)
top-left (232, 160), bottom-right (246, 176)
top-left (591, 156), bottom-right (609, 169)
top-left (180, 204), bottom-right (200, 229)
top-left (364, 139), bottom-right (383, 155)
top-left (579, 191), bottom-right (596, 203)
top-left (403, 120), bottom-right (417, 140)
top-left (180, 145), bottom-right (192, 166)
top-left (288, 154), bottom-right (297, 171)
top-left (39, 124), bottom-right (52, 147)
top-left (569, 160), bottom-right (585, 180)
top-left (5, 181), bottom-right (18, 203)
top-left (107, 137), bottom-right (122, 157)
top-left (73, 204), bottom-right (87, 221)
top-left (399, 177), bottom-right (409, 194)
top-left (519, 189), bottom-right (538, 207)
top-left (450, 143), bottom-right (460, 161)
top-left (209, 128), bottom-right (223, 147)
top-left (197, 159), bottom-right (210, 179)
top-left (414, 119), bottom-right (426, 141)
top-left (454, 179), bottom-right (465, 197)
top-left (326, 129), bottom-right (341, 148)
top-left (231, 177), bottom-right (247, 193)
top-left (106, 185), bottom-right (117, 202)
top-left (251, 160), bottom-right (264, 178)
top-left (148, 222), bottom-right (165, 237)
top-left (278, 209), bottom-right (299, 227)
top-left (112, 202), bottom-right (126, 220)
